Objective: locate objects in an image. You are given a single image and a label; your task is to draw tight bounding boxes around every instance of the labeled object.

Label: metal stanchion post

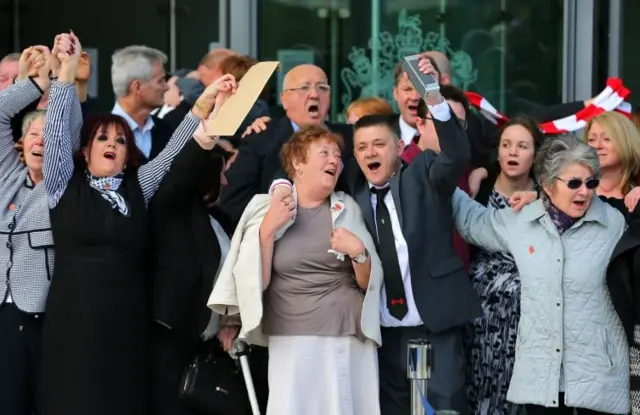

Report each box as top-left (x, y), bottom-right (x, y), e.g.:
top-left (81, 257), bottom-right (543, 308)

top-left (407, 339), bottom-right (433, 415)
top-left (229, 339), bottom-right (261, 415)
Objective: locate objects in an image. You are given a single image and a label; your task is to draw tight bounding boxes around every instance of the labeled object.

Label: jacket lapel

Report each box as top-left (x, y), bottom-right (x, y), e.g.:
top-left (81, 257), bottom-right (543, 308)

top-left (329, 193), bottom-right (346, 226)
top-left (355, 183), bottom-right (376, 235)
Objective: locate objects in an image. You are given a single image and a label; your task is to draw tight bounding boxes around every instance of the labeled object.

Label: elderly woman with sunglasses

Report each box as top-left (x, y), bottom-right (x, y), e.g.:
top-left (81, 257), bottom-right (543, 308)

top-left (452, 134), bottom-right (629, 415)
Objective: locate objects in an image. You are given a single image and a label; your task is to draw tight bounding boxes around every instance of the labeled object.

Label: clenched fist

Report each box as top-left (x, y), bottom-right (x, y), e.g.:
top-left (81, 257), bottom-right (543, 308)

top-left (260, 190), bottom-right (296, 241)
top-left (330, 227), bottom-right (365, 258)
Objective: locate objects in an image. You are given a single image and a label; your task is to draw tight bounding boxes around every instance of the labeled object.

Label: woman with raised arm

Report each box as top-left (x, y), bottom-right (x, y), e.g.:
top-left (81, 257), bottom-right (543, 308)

top-left (0, 44), bottom-right (82, 414)
top-left (39, 32), bottom-right (236, 415)
top-left (453, 135), bottom-right (629, 415)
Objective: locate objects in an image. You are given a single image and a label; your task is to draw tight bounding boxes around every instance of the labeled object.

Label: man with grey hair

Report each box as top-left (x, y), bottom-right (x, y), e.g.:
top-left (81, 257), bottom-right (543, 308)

top-left (111, 45), bottom-right (170, 161)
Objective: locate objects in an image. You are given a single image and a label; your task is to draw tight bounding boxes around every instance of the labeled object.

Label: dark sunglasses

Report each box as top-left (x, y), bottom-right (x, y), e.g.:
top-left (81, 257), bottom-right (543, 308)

top-left (555, 177), bottom-right (599, 190)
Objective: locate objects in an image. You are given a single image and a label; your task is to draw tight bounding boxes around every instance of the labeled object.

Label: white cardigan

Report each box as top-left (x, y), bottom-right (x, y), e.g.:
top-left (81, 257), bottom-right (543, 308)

top-left (207, 190), bottom-right (383, 347)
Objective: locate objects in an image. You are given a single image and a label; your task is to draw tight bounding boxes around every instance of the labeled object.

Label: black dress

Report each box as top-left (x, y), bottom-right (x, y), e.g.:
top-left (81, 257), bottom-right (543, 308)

top-left (41, 167), bottom-right (149, 415)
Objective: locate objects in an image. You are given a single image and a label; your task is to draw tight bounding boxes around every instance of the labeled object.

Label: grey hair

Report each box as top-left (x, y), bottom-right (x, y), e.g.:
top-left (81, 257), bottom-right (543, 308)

top-left (1, 52), bottom-right (20, 64)
top-left (111, 45), bottom-right (167, 97)
top-left (534, 134), bottom-right (600, 188)
top-left (21, 109), bottom-right (47, 136)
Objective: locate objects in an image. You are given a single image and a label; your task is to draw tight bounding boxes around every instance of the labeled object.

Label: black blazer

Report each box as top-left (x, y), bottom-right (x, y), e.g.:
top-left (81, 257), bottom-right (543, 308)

top-left (161, 101), bottom-right (192, 135)
top-left (607, 206), bottom-right (640, 345)
top-left (146, 115), bottom-right (173, 162)
top-left (350, 112), bottom-right (482, 332)
top-left (219, 116), bottom-right (354, 227)
top-left (148, 139), bottom-right (224, 339)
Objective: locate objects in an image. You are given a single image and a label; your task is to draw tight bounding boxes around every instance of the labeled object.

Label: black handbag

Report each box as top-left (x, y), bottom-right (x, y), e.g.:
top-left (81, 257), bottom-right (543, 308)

top-left (179, 347), bottom-right (249, 415)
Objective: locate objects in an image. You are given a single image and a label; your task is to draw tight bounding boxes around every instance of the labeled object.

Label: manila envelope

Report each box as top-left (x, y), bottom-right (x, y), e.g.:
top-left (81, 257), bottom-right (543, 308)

top-left (205, 61), bottom-right (280, 136)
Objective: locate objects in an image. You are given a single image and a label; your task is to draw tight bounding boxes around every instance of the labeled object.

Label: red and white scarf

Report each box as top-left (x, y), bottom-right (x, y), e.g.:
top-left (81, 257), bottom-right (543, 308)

top-left (466, 78), bottom-right (632, 135)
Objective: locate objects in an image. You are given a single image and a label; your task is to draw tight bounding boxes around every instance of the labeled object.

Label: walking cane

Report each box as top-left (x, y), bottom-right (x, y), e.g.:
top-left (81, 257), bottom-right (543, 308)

top-left (407, 339), bottom-right (433, 415)
top-left (229, 339), bottom-right (261, 415)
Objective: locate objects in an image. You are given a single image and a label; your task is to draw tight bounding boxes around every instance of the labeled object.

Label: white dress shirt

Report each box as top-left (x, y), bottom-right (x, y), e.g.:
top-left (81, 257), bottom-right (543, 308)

top-left (371, 185), bottom-right (423, 327)
top-left (398, 116), bottom-right (418, 146)
top-left (112, 102), bottom-right (155, 158)
top-left (376, 99), bottom-right (451, 327)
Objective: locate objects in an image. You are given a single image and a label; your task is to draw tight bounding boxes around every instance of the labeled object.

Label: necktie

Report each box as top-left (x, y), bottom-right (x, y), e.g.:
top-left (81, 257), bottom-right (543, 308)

top-left (371, 186), bottom-right (408, 320)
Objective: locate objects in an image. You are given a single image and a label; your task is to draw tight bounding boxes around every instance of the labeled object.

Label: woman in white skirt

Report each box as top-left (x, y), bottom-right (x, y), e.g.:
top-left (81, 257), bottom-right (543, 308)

top-left (259, 125), bottom-right (382, 415)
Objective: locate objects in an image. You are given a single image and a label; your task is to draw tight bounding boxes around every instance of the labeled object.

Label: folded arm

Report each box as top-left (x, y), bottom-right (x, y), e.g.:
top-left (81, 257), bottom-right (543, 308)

top-left (43, 81), bottom-right (82, 208)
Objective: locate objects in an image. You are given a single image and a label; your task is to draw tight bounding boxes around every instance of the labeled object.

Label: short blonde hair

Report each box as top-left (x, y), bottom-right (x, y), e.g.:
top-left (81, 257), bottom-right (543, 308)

top-left (15, 110), bottom-right (46, 163)
top-left (346, 97), bottom-right (394, 121)
top-left (585, 111), bottom-right (640, 193)
top-left (280, 125), bottom-right (344, 179)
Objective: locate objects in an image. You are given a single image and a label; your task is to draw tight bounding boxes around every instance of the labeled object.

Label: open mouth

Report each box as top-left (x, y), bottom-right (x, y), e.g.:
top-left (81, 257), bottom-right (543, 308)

top-left (367, 161), bottom-right (381, 171)
top-left (506, 160), bottom-right (519, 166)
top-left (103, 151), bottom-right (116, 160)
top-left (573, 200), bottom-right (586, 208)
top-left (407, 104), bottom-right (418, 114)
top-left (308, 104), bottom-right (319, 117)
top-left (324, 169), bottom-right (336, 177)
top-left (31, 151), bottom-right (43, 158)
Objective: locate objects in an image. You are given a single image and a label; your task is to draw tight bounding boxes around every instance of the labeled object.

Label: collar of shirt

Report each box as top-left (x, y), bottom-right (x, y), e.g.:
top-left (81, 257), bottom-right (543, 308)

top-left (112, 102), bottom-right (155, 134)
top-left (398, 116), bottom-right (417, 146)
top-left (368, 182), bottom-right (390, 191)
top-left (291, 120), bottom-right (300, 132)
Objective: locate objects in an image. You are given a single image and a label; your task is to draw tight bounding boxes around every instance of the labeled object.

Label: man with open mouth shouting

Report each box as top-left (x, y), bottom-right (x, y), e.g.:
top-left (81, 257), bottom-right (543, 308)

top-left (219, 64), bottom-right (354, 229)
top-left (269, 58), bottom-right (480, 414)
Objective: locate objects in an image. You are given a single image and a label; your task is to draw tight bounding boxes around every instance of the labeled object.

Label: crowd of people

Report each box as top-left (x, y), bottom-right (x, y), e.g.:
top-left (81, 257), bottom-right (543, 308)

top-left (2, 29), bottom-right (640, 415)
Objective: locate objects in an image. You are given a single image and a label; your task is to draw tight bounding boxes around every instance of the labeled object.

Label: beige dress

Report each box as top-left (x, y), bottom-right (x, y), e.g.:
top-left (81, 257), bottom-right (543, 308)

top-left (263, 201), bottom-right (380, 415)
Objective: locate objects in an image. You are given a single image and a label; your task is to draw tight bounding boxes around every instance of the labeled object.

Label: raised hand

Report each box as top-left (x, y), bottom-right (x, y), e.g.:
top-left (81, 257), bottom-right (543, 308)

top-left (17, 46), bottom-right (51, 91)
top-left (17, 47), bottom-right (36, 81)
top-left (193, 74), bottom-right (238, 119)
top-left (241, 116), bottom-right (271, 138)
top-left (31, 46), bottom-right (52, 80)
top-left (75, 52), bottom-right (91, 82)
top-left (56, 31), bottom-right (83, 83)
top-left (330, 227), bottom-right (365, 258)
top-left (49, 34), bottom-right (63, 78)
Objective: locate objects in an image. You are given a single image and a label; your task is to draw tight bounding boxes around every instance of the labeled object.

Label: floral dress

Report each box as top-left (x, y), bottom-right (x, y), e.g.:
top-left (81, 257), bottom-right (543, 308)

top-left (466, 190), bottom-right (521, 415)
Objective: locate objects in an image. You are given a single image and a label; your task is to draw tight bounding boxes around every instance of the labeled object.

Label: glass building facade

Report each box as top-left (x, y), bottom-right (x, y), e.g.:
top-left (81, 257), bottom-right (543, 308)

top-left (11, 0), bottom-right (638, 116)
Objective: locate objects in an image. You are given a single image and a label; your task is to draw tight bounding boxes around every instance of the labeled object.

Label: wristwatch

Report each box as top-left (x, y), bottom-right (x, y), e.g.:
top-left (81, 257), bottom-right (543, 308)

top-left (351, 248), bottom-right (370, 264)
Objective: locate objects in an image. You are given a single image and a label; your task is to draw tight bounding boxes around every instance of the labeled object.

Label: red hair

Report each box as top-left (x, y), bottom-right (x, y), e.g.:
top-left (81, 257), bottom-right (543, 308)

top-left (78, 114), bottom-right (143, 169)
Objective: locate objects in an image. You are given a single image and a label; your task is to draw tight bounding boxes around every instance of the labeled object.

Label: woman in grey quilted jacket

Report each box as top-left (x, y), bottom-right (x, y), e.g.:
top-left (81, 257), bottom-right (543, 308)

top-left (452, 134), bottom-right (629, 414)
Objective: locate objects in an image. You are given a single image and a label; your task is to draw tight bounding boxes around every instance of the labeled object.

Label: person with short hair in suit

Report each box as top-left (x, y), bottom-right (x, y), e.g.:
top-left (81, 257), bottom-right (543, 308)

top-left (270, 60), bottom-right (481, 414)
top-left (111, 45), bottom-right (173, 162)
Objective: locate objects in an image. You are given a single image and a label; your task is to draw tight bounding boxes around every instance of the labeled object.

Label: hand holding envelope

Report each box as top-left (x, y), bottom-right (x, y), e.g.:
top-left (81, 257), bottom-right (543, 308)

top-left (204, 61), bottom-right (280, 137)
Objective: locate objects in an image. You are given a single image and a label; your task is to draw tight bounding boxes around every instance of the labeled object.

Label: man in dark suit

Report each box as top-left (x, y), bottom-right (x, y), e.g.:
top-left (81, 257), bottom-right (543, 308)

top-left (351, 105), bottom-right (481, 413)
top-left (218, 63), bottom-right (353, 226)
top-left (147, 137), bottom-right (250, 415)
top-left (270, 73), bottom-right (481, 412)
top-left (110, 45), bottom-right (172, 162)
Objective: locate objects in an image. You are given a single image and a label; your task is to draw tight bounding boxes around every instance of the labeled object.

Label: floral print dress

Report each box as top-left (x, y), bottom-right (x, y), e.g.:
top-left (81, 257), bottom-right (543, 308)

top-left (466, 190), bottom-right (521, 415)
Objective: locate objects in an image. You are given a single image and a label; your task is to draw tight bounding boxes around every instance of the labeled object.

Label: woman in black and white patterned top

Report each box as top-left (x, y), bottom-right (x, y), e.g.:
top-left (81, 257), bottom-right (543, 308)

top-left (39, 32), bottom-right (236, 415)
top-left (0, 45), bottom-right (83, 414)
